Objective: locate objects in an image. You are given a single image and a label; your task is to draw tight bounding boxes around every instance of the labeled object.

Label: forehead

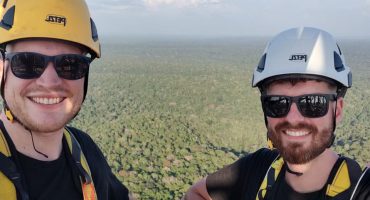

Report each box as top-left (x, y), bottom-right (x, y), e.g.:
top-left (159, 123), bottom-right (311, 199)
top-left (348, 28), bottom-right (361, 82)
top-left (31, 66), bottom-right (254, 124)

top-left (7, 39), bottom-right (83, 55)
top-left (266, 80), bottom-right (335, 96)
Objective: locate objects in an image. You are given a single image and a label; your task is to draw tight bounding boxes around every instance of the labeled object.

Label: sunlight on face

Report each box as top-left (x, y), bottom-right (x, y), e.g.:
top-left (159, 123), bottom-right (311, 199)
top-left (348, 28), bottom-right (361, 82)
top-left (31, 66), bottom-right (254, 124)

top-left (4, 39), bottom-right (85, 133)
top-left (266, 80), bottom-right (338, 164)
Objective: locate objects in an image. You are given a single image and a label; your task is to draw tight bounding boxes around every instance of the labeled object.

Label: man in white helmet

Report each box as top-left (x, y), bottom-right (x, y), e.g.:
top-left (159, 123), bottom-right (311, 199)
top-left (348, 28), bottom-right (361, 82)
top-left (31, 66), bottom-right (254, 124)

top-left (0, 0), bottom-right (129, 199)
top-left (184, 27), bottom-right (366, 200)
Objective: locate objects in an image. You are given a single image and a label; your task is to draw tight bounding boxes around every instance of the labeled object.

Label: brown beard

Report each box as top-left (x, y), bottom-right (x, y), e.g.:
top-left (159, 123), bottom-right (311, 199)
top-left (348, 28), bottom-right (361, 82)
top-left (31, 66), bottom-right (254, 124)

top-left (268, 121), bottom-right (333, 164)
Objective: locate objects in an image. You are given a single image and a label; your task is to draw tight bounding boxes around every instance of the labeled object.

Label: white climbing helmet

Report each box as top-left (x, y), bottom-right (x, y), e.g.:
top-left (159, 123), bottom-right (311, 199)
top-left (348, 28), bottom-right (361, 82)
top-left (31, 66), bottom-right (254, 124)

top-left (252, 27), bottom-right (352, 96)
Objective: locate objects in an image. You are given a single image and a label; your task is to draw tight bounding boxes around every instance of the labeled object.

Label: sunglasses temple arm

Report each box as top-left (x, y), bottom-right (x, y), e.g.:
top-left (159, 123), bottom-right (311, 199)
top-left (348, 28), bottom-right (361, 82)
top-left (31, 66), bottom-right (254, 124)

top-left (262, 114), bottom-right (274, 149)
top-left (327, 99), bottom-right (338, 148)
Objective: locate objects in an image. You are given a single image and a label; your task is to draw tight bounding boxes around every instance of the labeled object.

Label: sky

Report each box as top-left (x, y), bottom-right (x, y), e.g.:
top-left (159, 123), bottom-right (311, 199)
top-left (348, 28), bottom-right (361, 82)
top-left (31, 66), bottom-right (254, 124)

top-left (86, 0), bottom-right (370, 39)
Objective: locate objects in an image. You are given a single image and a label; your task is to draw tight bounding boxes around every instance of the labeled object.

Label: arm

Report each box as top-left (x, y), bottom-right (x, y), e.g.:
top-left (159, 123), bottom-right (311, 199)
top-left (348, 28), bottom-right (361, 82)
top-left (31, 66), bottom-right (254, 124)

top-left (184, 158), bottom-right (244, 200)
top-left (183, 177), bottom-right (212, 200)
top-left (184, 148), bottom-right (276, 200)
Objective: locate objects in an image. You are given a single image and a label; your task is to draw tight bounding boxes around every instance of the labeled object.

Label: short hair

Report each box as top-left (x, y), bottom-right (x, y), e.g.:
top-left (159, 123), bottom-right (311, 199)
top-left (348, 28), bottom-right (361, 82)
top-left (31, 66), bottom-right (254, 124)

top-left (260, 77), bottom-right (337, 95)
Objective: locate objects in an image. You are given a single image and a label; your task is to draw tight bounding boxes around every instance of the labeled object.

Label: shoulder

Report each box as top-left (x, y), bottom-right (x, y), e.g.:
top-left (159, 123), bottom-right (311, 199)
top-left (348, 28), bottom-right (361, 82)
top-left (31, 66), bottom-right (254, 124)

top-left (339, 155), bottom-right (363, 180)
top-left (206, 148), bottom-right (278, 200)
top-left (65, 126), bottom-right (108, 170)
top-left (244, 147), bottom-right (279, 161)
top-left (65, 126), bottom-right (107, 174)
top-left (352, 168), bottom-right (370, 200)
top-left (208, 147), bottom-right (278, 184)
top-left (65, 126), bottom-right (130, 200)
top-left (65, 126), bottom-right (106, 160)
top-left (66, 126), bottom-right (97, 149)
top-left (235, 148), bottom-right (279, 168)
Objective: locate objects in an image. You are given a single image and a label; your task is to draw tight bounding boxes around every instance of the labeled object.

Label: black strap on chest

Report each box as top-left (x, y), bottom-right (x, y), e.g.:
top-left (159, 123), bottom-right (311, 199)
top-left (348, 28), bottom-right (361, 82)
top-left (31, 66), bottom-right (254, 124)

top-left (0, 153), bottom-right (29, 200)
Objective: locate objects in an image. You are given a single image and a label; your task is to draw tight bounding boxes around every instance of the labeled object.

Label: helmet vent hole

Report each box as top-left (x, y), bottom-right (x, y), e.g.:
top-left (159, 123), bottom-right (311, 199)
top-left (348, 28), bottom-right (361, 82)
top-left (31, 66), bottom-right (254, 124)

top-left (90, 18), bottom-right (99, 42)
top-left (0, 5), bottom-right (14, 30)
top-left (334, 52), bottom-right (345, 72)
top-left (257, 53), bottom-right (267, 72)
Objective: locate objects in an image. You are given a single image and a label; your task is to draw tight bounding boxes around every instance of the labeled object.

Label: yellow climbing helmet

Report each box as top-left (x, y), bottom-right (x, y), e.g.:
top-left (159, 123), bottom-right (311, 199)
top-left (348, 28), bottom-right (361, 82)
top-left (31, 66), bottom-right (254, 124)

top-left (0, 0), bottom-right (100, 58)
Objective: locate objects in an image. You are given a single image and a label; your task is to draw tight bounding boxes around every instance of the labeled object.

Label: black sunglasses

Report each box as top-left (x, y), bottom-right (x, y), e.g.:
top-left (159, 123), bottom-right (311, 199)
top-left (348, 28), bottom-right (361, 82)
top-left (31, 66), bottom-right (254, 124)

top-left (261, 94), bottom-right (337, 118)
top-left (5, 52), bottom-right (91, 80)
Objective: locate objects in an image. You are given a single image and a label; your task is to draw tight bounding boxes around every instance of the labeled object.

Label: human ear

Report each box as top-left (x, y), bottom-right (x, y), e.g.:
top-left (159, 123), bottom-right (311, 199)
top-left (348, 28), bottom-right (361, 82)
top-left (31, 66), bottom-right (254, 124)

top-left (335, 97), bottom-right (344, 123)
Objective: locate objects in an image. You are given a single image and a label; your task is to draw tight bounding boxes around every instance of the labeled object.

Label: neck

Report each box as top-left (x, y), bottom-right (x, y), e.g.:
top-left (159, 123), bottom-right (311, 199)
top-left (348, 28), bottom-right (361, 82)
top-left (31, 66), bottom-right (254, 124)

top-left (0, 113), bottom-right (64, 161)
top-left (285, 149), bottom-right (339, 193)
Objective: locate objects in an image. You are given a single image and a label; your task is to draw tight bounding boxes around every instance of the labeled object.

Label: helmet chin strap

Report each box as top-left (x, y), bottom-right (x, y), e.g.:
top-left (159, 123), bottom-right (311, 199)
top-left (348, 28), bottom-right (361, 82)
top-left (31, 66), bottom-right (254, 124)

top-left (4, 106), bottom-right (49, 158)
top-left (286, 165), bottom-right (304, 176)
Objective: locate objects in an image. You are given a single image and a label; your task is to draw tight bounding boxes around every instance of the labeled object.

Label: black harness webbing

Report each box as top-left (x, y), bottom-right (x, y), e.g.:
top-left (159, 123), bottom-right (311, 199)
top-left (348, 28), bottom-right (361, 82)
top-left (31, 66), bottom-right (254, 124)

top-left (0, 153), bottom-right (29, 200)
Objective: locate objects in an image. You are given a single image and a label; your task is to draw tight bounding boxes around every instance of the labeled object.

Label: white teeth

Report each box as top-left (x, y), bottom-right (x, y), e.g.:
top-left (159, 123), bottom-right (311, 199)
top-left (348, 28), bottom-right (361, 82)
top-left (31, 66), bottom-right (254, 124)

top-left (31, 97), bottom-right (62, 105)
top-left (285, 130), bottom-right (309, 137)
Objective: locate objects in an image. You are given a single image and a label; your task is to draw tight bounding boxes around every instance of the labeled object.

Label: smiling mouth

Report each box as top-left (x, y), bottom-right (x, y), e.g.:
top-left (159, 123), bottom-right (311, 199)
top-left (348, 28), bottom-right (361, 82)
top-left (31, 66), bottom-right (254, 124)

top-left (284, 130), bottom-right (310, 137)
top-left (30, 97), bottom-right (64, 105)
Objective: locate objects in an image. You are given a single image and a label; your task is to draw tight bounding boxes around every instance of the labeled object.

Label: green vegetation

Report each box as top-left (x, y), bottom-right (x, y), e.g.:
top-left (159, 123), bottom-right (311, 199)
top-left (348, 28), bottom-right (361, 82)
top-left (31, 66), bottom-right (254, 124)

top-left (70, 37), bottom-right (370, 199)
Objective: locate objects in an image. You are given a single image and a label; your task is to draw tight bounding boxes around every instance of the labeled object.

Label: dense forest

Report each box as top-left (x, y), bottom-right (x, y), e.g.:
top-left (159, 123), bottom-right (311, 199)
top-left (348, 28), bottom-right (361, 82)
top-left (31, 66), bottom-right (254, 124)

top-left (70, 37), bottom-right (370, 199)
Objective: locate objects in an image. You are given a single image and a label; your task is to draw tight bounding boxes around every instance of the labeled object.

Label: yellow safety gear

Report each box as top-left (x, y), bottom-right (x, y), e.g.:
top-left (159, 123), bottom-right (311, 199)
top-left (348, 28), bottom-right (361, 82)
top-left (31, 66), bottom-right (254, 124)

top-left (0, 126), bottom-right (98, 200)
top-left (267, 138), bottom-right (274, 150)
top-left (0, 0), bottom-right (100, 58)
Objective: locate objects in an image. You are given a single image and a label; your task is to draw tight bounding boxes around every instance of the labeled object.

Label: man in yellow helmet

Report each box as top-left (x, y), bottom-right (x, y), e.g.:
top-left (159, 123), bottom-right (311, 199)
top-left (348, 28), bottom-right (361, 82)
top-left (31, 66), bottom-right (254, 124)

top-left (184, 27), bottom-right (366, 200)
top-left (0, 0), bottom-right (129, 199)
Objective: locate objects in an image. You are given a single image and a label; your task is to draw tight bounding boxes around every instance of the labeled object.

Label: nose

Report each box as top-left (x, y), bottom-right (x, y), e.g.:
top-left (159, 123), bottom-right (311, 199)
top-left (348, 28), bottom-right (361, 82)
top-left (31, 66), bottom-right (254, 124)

top-left (285, 102), bottom-right (305, 124)
top-left (35, 61), bottom-right (62, 87)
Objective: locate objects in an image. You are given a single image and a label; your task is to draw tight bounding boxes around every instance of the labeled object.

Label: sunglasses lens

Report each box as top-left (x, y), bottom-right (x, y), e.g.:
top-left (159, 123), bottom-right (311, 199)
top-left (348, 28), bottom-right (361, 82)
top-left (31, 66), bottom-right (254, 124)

top-left (55, 55), bottom-right (90, 80)
top-left (298, 95), bottom-right (328, 117)
top-left (262, 94), bottom-right (332, 118)
top-left (7, 53), bottom-right (90, 80)
top-left (263, 96), bottom-right (290, 118)
top-left (10, 53), bottom-right (45, 79)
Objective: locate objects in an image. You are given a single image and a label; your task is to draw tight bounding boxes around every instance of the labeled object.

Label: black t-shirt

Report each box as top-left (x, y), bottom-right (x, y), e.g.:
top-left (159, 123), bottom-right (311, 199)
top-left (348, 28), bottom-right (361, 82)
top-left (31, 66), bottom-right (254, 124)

top-left (272, 168), bottom-right (322, 200)
top-left (352, 168), bottom-right (370, 200)
top-left (206, 148), bottom-right (361, 200)
top-left (0, 122), bottom-right (129, 200)
top-left (17, 148), bottom-right (82, 200)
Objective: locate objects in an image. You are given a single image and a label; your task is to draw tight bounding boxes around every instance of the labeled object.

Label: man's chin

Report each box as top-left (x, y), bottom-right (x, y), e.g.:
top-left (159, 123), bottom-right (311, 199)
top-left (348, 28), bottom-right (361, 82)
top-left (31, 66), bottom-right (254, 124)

top-left (24, 122), bottom-right (66, 133)
top-left (17, 116), bottom-right (71, 133)
top-left (279, 145), bottom-right (325, 164)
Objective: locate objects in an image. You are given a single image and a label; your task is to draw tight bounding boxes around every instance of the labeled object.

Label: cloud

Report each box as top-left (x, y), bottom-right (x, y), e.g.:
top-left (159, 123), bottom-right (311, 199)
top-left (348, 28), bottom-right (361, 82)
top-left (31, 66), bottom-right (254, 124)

top-left (143, 0), bottom-right (221, 8)
top-left (367, 0), bottom-right (370, 8)
top-left (87, 0), bottom-right (143, 13)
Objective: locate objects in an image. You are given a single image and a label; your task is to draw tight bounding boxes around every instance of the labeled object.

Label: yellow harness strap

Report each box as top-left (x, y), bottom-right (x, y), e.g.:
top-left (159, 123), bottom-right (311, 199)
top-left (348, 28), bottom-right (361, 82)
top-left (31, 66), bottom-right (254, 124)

top-left (326, 160), bottom-right (351, 197)
top-left (0, 129), bottom-right (16, 200)
top-left (256, 156), bottom-right (283, 200)
top-left (0, 127), bottom-right (98, 200)
top-left (64, 128), bottom-right (98, 200)
top-left (256, 156), bottom-right (353, 200)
